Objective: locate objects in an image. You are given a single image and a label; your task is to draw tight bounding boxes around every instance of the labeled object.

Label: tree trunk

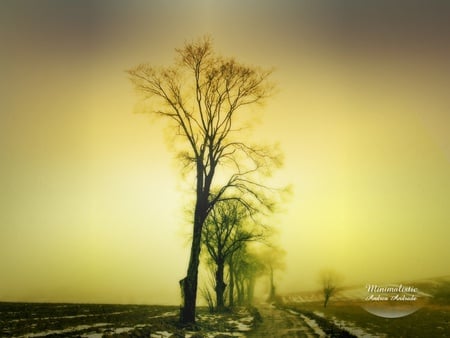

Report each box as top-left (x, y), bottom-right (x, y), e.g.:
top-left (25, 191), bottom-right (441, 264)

top-left (323, 291), bottom-right (331, 308)
top-left (228, 257), bottom-right (234, 308)
top-left (247, 277), bottom-right (255, 305)
top-left (215, 259), bottom-right (226, 311)
top-left (180, 188), bottom-right (208, 324)
top-left (236, 278), bottom-right (243, 305)
top-left (268, 266), bottom-right (275, 301)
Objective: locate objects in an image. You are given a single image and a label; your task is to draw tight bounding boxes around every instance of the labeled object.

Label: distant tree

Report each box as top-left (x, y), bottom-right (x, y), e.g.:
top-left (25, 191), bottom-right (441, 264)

top-left (319, 269), bottom-right (342, 308)
top-left (202, 199), bottom-right (264, 311)
top-left (200, 266), bottom-right (216, 313)
top-left (259, 245), bottom-right (285, 302)
top-left (127, 36), bottom-right (281, 324)
top-left (229, 244), bottom-right (265, 306)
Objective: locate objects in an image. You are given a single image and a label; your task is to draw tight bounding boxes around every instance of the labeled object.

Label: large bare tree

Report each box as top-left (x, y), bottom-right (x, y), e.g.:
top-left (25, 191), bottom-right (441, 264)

top-left (127, 37), bottom-right (280, 323)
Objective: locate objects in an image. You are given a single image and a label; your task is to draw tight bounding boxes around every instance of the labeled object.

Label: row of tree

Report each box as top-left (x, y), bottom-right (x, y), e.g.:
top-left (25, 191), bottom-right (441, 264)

top-left (201, 199), bottom-right (285, 312)
top-left (128, 36), bottom-right (286, 323)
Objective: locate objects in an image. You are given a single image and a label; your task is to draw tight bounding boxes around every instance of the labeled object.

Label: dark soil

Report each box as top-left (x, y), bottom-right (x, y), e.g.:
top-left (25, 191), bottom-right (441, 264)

top-left (0, 303), bottom-right (256, 338)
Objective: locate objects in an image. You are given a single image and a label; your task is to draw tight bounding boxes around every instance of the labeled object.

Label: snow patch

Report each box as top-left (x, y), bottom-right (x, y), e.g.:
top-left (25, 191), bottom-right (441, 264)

top-left (227, 315), bottom-right (253, 331)
top-left (114, 326), bottom-right (136, 334)
top-left (151, 331), bottom-right (173, 338)
top-left (82, 333), bottom-right (103, 338)
top-left (300, 314), bottom-right (326, 337)
top-left (331, 317), bottom-right (387, 338)
top-left (205, 332), bottom-right (245, 337)
top-left (197, 313), bottom-right (222, 320)
top-left (149, 310), bottom-right (177, 319)
top-left (19, 323), bottom-right (111, 338)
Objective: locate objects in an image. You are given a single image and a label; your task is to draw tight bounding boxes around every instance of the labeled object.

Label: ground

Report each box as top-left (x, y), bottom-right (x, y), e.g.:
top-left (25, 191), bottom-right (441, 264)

top-left (282, 301), bottom-right (450, 337)
top-left (0, 302), bottom-right (350, 338)
top-left (246, 303), bottom-right (324, 337)
top-left (0, 303), bottom-right (254, 338)
top-left (2, 300), bottom-right (448, 337)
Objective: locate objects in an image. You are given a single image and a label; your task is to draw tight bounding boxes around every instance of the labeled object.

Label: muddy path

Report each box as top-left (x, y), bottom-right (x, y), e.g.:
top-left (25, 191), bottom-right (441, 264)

top-left (247, 303), bottom-right (325, 338)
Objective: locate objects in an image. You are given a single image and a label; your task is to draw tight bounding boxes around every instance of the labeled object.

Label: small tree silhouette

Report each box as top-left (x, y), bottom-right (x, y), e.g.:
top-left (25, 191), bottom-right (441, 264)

top-left (319, 269), bottom-right (341, 308)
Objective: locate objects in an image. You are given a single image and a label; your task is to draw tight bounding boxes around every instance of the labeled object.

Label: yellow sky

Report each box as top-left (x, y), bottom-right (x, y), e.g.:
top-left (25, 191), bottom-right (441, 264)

top-left (1, 1), bottom-right (449, 304)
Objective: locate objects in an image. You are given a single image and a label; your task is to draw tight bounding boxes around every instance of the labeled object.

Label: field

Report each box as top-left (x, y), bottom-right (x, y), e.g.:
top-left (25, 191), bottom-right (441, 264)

top-left (2, 277), bottom-right (449, 337)
top-left (282, 277), bottom-right (450, 337)
top-left (0, 303), bottom-right (255, 338)
top-left (2, 300), bottom-right (449, 337)
top-left (282, 301), bottom-right (449, 337)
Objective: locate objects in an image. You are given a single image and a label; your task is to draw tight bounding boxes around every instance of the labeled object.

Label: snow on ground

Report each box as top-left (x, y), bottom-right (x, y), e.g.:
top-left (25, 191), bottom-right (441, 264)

top-left (312, 311), bottom-right (387, 337)
top-left (227, 316), bottom-right (253, 331)
top-left (14, 311), bottom-right (131, 322)
top-left (82, 333), bottom-right (103, 338)
top-left (114, 326), bottom-right (139, 333)
top-left (149, 310), bottom-right (178, 319)
top-left (193, 309), bottom-right (254, 337)
top-left (98, 324), bottom-right (149, 336)
top-left (300, 314), bottom-right (326, 337)
top-left (330, 316), bottom-right (387, 338)
top-left (150, 331), bottom-right (173, 338)
top-left (198, 310), bottom-right (254, 331)
top-left (185, 332), bottom-right (245, 338)
top-left (19, 323), bottom-right (111, 338)
top-left (11, 306), bottom-right (253, 338)
top-left (285, 309), bottom-right (326, 337)
top-left (197, 313), bottom-right (222, 321)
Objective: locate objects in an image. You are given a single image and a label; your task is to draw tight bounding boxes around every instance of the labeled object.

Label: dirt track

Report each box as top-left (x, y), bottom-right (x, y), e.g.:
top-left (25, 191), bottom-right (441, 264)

top-left (247, 303), bottom-right (325, 338)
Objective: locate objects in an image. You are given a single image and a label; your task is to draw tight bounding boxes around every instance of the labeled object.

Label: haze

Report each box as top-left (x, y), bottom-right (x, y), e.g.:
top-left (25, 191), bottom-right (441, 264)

top-left (1, 0), bottom-right (449, 305)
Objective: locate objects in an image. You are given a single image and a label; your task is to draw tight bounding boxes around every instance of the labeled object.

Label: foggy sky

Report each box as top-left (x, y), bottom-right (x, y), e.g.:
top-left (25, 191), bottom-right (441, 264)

top-left (1, 0), bottom-right (449, 304)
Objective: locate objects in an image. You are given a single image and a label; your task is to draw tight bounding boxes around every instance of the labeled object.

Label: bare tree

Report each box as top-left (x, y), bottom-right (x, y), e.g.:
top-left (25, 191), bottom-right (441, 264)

top-left (238, 247), bottom-right (265, 305)
top-left (203, 199), bottom-right (263, 311)
top-left (227, 244), bottom-right (266, 306)
top-left (127, 37), bottom-right (281, 324)
top-left (200, 263), bottom-right (217, 313)
top-left (259, 245), bottom-right (285, 302)
top-left (319, 269), bottom-right (341, 308)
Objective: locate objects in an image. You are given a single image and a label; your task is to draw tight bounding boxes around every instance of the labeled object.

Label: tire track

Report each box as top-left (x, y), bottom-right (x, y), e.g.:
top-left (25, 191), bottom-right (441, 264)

top-left (247, 304), bottom-right (325, 337)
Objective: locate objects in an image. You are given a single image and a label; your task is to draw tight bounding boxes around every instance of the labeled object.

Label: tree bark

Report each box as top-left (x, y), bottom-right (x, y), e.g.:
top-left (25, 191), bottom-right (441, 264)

top-left (215, 259), bottom-right (226, 311)
top-left (228, 257), bottom-right (234, 308)
top-left (268, 266), bottom-right (275, 301)
top-left (247, 277), bottom-right (256, 305)
top-left (237, 278), bottom-right (244, 305)
top-left (323, 291), bottom-right (331, 308)
top-left (180, 187), bottom-right (208, 323)
top-left (179, 220), bottom-right (202, 323)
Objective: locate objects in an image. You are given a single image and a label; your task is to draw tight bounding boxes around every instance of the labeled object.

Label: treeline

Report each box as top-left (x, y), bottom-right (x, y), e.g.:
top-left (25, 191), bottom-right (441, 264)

top-left (128, 36), bottom-right (288, 323)
top-left (200, 199), bottom-right (285, 312)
